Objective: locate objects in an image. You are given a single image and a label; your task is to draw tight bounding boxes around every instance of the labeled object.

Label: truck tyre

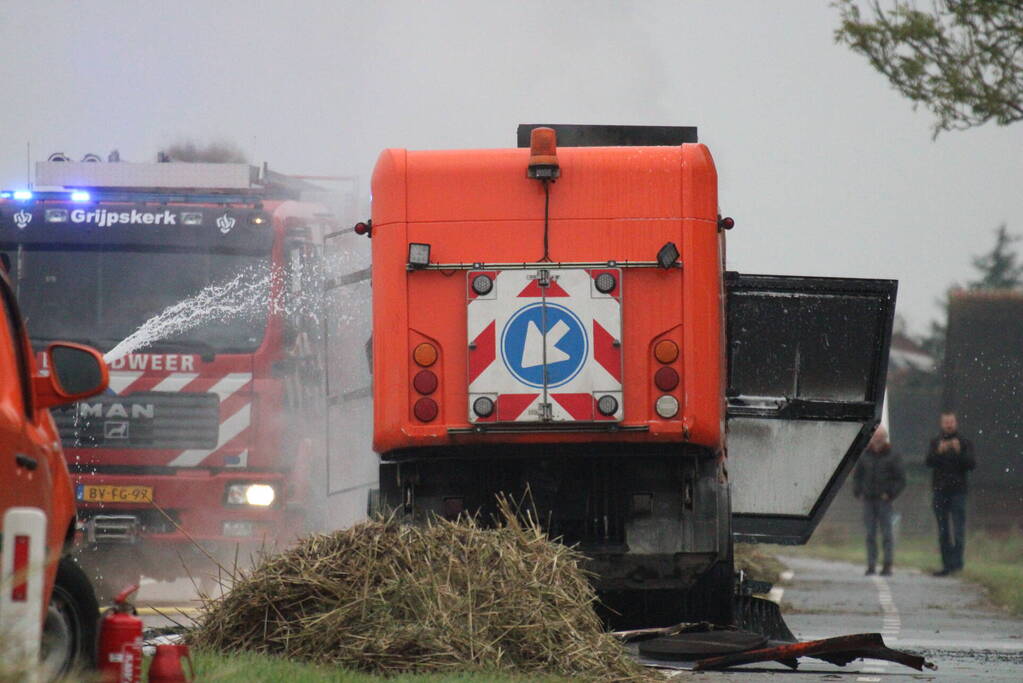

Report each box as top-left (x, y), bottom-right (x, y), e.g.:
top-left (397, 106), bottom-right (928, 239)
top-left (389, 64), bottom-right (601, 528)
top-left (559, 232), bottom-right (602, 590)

top-left (41, 556), bottom-right (99, 679)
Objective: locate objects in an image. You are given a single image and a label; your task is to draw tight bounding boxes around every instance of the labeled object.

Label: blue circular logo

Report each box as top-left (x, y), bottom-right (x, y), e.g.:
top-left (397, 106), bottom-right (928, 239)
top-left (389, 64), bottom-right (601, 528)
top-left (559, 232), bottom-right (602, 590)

top-left (500, 302), bottom-right (588, 388)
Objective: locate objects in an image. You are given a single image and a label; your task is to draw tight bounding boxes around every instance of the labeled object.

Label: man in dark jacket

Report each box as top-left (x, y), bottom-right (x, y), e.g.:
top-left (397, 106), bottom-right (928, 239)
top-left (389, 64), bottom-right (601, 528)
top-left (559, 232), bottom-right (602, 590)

top-left (926, 411), bottom-right (976, 576)
top-left (854, 425), bottom-right (906, 576)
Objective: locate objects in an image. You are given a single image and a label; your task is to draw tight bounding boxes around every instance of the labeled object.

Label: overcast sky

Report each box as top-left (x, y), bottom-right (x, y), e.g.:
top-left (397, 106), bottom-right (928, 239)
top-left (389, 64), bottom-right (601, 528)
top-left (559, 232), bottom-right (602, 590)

top-left (1, 1), bottom-right (1019, 334)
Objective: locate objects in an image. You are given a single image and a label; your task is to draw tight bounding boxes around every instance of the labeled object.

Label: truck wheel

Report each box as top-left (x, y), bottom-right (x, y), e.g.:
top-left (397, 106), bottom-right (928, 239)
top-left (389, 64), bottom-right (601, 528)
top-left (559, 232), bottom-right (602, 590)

top-left (40, 557), bottom-right (99, 678)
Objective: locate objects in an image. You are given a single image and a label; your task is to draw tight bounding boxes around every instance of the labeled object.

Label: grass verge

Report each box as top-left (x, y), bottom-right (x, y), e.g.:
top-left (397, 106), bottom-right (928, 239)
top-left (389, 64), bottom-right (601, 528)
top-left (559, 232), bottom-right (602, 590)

top-left (784, 526), bottom-right (1023, 616)
top-left (146, 650), bottom-right (572, 682)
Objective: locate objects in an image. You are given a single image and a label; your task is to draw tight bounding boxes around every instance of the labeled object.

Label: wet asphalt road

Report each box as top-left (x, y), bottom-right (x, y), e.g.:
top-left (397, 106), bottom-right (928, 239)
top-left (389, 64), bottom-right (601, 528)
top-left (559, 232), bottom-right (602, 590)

top-left (656, 555), bottom-right (1023, 681)
top-left (137, 557), bottom-right (1023, 680)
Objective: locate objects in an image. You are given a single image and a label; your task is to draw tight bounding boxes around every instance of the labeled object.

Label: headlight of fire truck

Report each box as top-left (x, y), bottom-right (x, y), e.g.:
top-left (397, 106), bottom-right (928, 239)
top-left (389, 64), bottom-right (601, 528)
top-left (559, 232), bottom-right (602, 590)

top-left (225, 483), bottom-right (276, 507)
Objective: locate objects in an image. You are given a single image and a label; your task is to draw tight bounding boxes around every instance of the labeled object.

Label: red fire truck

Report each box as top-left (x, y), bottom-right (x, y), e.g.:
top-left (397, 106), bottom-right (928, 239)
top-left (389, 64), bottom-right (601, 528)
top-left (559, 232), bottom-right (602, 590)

top-left (348, 125), bottom-right (897, 626)
top-left (0, 160), bottom-right (345, 597)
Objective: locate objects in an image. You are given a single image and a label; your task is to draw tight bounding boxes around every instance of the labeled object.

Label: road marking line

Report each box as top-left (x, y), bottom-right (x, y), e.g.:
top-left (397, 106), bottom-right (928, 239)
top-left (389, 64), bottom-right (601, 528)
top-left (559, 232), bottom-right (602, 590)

top-left (862, 666), bottom-right (888, 672)
top-left (856, 677), bottom-right (882, 682)
top-left (870, 574), bottom-right (901, 655)
top-left (136, 606), bottom-right (199, 616)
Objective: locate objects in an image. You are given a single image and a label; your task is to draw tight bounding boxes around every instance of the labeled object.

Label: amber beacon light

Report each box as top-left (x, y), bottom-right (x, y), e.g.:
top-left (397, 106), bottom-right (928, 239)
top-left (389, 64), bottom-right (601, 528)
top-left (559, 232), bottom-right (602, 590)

top-left (526, 127), bottom-right (560, 179)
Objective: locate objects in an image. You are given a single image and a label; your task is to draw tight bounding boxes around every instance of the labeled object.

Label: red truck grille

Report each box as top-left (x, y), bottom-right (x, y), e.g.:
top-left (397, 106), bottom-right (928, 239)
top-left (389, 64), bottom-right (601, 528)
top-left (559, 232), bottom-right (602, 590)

top-left (53, 392), bottom-right (219, 450)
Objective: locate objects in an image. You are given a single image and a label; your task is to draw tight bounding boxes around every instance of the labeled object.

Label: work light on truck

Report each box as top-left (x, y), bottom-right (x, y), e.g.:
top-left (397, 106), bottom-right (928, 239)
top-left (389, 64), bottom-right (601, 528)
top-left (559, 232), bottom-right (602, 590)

top-left (180, 212), bottom-right (203, 226)
top-left (70, 190), bottom-right (91, 202)
top-left (225, 483), bottom-right (276, 507)
top-left (12, 190), bottom-right (33, 201)
top-left (657, 241), bottom-right (680, 269)
top-left (45, 209), bottom-right (69, 223)
top-left (408, 242), bottom-right (431, 269)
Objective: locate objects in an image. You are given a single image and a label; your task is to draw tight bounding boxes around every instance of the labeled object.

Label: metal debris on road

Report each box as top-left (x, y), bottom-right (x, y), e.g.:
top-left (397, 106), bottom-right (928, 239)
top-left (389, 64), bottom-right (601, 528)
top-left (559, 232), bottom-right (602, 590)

top-left (692, 632), bottom-right (937, 672)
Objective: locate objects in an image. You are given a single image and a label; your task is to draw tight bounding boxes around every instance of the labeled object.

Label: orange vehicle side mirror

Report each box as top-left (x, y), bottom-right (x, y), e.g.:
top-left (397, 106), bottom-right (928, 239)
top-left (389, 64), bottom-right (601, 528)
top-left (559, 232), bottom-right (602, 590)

top-left (33, 342), bottom-right (109, 409)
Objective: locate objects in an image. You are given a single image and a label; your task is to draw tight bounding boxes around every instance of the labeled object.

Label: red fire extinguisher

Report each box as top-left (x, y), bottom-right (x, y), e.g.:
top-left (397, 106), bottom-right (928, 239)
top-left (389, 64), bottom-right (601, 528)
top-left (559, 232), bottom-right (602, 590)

top-left (97, 584), bottom-right (143, 683)
top-left (149, 644), bottom-right (195, 682)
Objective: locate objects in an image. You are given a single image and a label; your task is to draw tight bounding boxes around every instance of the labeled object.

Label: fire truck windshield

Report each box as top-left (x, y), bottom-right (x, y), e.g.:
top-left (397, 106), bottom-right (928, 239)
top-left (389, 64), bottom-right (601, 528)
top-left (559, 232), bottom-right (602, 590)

top-left (2, 246), bottom-right (270, 355)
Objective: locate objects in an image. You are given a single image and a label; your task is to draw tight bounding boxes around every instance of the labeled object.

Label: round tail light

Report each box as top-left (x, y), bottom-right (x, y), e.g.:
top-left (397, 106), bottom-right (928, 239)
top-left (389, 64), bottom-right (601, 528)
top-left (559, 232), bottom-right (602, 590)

top-left (413, 370), bottom-right (438, 395)
top-left (654, 367), bottom-right (679, 392)
top-left (596, 394), bottom-right (619, 416)
top-left (595, 272), bottom-right (617, 294)
top-left (414, 397), bottom-right (438, 422)
top-left (473, 396), bottom-right (495, 418)
top-left (472, 274), bottom-right (493, 296)
top-left (413, 343), bottom-right (438, 367)
top-left (654, 340), bottom-right (679, 364)
top-left (655, 395), bottom-right (679, 419)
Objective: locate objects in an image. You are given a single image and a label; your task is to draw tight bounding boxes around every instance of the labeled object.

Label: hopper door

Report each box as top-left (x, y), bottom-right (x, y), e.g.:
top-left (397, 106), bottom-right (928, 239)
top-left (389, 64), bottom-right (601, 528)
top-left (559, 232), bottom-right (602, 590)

top-left (725, 273), bottom-right (897, 544)
top-left (466, 268), bottom-right (622, 425)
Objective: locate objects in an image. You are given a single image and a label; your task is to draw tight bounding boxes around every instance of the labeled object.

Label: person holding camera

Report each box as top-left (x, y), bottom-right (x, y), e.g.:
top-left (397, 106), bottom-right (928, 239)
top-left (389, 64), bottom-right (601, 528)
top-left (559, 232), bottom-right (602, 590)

top-left (854, 425), bottom-right (906, 576)
top-left (926, 411), bottom-right (976, 576)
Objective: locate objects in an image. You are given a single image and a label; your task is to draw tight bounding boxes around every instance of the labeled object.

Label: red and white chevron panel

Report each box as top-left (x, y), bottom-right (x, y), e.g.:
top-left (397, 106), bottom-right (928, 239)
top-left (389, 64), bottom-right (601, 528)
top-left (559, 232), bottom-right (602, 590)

top-left (467, 268), bottom-right (622, 424)
top-left (105, 361), bottom-right (252, 468)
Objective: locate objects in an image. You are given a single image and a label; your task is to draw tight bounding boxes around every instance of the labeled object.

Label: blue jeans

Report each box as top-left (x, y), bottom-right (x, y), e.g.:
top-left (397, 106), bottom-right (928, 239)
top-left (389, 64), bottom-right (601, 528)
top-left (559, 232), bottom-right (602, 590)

top-left (933, 490), bottom-right (967, 571)
top-left (863, 498), bottom-right (894, 568)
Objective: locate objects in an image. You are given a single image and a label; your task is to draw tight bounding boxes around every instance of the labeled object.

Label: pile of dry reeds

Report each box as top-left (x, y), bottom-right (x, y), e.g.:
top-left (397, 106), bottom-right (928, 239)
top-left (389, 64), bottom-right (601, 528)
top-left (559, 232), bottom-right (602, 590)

top-left (189, 508), bottom-right (646, 681)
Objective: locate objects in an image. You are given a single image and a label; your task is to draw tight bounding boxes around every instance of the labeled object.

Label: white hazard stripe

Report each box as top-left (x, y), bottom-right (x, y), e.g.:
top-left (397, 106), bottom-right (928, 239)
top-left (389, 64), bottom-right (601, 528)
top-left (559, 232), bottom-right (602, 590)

top-left (108, 372), bottom-right (143, 395)
top-left (206, 373), bottom-right (252, 398)
top-left (168, 404), bottom-right (251, 467)
top-left (151, 373), bottom-right (199, 392)
top-left (166, 372), bottom-right (253, 467)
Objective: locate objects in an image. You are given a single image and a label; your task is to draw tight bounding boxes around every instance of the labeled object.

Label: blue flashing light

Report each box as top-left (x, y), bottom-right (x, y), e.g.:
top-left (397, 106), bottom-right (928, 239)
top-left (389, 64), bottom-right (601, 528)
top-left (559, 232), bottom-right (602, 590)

top-left (70, 190), bottom-right (91, 202)
top-left (13, 190), bottom-right (33, 201)
top-left (0, 192), bottom-right (10, 199)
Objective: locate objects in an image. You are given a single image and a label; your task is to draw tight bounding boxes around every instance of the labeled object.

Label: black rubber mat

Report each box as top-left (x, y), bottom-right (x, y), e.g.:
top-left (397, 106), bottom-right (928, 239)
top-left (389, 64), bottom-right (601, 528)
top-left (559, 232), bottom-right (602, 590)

top-left (638, 629), bottom-right (768, 659)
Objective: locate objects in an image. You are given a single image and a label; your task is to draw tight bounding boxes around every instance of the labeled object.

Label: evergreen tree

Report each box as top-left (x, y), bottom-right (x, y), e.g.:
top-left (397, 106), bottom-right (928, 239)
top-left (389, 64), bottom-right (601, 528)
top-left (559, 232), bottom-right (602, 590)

top-left (919, 223), bottom-right (1019, 366)
top-left (968, 223), bottom-right (1023, 290)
